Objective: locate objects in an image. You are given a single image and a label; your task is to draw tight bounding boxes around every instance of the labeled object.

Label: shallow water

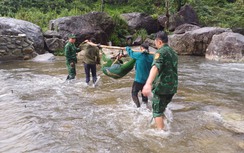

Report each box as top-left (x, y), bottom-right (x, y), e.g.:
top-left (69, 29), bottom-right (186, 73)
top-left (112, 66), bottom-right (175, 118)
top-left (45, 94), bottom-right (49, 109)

top-left (0, 56), bottom-right (243, 153)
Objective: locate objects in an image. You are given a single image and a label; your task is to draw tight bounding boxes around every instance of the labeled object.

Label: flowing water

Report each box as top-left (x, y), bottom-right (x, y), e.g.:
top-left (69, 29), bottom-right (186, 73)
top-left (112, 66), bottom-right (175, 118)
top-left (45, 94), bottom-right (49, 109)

top-left (0, 56), bottom-right (243, 153)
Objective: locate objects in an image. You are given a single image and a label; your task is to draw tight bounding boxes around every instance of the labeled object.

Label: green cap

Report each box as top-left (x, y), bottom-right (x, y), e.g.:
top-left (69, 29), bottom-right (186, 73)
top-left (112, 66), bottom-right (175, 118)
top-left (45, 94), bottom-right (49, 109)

top-left (68, 34), bottom-right (76, 39)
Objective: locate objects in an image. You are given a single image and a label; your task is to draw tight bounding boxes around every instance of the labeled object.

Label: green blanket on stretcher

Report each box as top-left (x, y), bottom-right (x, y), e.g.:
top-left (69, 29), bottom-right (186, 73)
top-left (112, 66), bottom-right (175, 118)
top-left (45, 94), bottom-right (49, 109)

top-left (101, 51), bottom-right (135, 79)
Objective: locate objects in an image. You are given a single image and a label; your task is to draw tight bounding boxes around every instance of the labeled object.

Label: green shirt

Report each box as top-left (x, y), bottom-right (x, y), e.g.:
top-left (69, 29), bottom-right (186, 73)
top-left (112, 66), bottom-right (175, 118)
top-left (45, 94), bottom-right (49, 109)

top-left (81, 44), bottom-right (100, 64)
top-left (64, 42), bottom-right (80, 63)
top-left (152, 44), bottom-right (178, 95)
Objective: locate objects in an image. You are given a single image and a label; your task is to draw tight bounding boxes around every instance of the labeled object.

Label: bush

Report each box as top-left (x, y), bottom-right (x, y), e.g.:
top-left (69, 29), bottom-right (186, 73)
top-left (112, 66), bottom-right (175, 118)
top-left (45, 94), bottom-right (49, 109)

top-left (109, 13), bottom-right (129, 46)
top-left (133, 29), bottom-right (148, 42)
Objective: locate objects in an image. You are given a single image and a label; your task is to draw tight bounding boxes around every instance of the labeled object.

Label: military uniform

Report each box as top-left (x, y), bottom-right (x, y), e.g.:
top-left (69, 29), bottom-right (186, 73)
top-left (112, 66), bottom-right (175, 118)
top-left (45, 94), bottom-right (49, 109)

top-left (152, 44), bottom-right (178, 117)
top-left (64, 42), bottom-right (80, 80)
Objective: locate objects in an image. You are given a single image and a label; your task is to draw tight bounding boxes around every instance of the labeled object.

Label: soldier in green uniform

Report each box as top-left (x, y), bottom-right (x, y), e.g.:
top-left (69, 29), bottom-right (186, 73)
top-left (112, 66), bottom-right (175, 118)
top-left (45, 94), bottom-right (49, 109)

top-left (142, 31), bottom-right (178, 130)
top-left (64, 34), bottom-right (81, 80)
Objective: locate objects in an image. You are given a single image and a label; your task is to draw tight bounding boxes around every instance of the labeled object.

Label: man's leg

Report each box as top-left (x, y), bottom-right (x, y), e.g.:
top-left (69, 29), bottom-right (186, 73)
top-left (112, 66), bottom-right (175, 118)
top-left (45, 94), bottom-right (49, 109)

top-left (154, 116), bottom-right (165, 130)
top-left (84, 63), bottom-right (90, 83)
top-left (66, 61), bottom-right (75, 80)
top-left (132, 81), bottom-right (140, 107)
top-left (152, 94), bottom-right (174, 130)
top-left (90, 64), bottom-right (97, 84)
top-left (70, 63), bottom-right (76, 79)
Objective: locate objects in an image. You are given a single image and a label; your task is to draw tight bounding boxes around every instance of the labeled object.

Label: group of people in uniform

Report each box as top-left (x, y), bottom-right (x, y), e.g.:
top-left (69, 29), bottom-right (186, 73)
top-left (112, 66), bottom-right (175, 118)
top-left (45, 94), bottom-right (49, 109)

top-left (64, 31), bottom-right (178, 130)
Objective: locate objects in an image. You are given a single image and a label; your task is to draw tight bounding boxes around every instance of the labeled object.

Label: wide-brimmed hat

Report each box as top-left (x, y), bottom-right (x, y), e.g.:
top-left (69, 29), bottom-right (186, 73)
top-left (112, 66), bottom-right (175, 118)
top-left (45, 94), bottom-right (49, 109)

top-left (68, 34), bottom-right (76, 39)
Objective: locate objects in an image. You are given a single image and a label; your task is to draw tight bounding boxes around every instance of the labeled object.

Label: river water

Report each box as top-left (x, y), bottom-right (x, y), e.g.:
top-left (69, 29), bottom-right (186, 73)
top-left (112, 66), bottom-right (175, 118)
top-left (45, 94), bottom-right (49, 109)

top-left (0, 56), bottom-right (243, 153)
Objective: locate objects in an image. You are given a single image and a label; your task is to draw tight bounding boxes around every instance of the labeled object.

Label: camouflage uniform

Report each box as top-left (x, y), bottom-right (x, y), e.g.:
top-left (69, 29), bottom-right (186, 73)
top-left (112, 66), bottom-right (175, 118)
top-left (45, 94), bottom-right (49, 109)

top-left (152, 44), bottom-right (178, 117)
top-left (64, 42), bottom-right (80, 80)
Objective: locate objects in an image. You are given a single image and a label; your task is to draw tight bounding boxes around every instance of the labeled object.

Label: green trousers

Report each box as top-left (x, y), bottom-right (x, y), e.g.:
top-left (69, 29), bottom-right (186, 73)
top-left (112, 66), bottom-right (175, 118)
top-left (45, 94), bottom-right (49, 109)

top-left (66, 61), bottom-right (76, 80)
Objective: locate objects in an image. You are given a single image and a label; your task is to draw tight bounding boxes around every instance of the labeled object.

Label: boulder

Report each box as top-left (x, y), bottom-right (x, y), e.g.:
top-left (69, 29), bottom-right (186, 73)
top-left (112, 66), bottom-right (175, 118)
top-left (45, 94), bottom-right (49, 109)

top-left (133, 36), bottom-right (143, 45)
top-left (232, 28), bottom-right (244, 35)
top-left (206, 32), bottom-right (244, 62)
top-left (43, 30), bottom-right (62, 38)
top-left (158, 15), bottom-right (168, 29)
top-left (169, 27), bottom-right (231, 56)
top-left (121, 12), bottom-right (161, 34)
top-left (49, 12), bottom-right (115, 45)
top-left (173, 23), bottom-right (200, 34)
top-left (169, 4), bottom-right (199, 31)
top-left (0, 17), bottom-right (45, 54)
top-left (144, 38), bottom-right (156, 49)
top-left (45, 38), bottom-right (65, 52)
top-left (32, 53), bottom-right (55, 62)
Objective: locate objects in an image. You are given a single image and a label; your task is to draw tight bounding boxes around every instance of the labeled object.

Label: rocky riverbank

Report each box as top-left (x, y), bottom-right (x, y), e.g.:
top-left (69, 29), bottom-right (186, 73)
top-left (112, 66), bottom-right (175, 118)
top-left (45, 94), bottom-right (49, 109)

top-left (0, 4), bottom-right (243, 62)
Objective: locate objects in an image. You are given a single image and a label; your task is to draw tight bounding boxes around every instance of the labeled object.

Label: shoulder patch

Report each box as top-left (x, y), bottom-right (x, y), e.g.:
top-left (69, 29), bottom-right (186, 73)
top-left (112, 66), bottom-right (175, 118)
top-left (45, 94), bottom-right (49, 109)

top-left (154, 53), bottom-right (160, 60)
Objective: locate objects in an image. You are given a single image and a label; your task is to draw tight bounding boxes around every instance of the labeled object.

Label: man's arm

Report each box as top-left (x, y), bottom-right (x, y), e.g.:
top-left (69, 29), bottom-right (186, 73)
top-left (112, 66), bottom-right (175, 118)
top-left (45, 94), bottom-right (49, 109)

top-left (64, 45), bottom-right (70, 60)
top-left (125, 46), bottom-right (141, 59)
top-left (142, 65), bottom-right (158, 96)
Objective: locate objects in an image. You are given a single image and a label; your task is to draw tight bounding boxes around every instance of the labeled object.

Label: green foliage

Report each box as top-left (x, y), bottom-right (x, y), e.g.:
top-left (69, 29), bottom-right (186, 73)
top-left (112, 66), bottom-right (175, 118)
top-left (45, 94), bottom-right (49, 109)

top-left (109, 13), bottom-right (129, 46)
top-left (15, 8), bottom-right (58, 32)
top-left (133, 29), bottom-right (148, 42)
top-left (189, 0), bottom-right (244, 28)
top-left (54, 49), bottom-right (65, 56)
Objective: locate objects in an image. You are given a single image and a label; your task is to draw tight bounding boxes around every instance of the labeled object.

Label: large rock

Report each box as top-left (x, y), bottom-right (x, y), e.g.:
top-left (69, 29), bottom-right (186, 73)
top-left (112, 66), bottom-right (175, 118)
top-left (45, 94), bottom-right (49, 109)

top-left (32, 53), bottom-right (55, 62)
top-left (169, 27), bottom-right (231, 55)
top-left (44, 38), bottom-right (65, 52)
top-left (49, 12), bottom-right (115, 45)
top-left (232, 28), bottom-right (244, 35)
top-left (158, 15), bottom-right (168, 29)
top-left (168, 4), bottom-right (199, 31)
top-left (43, 30), bottom-right (62, 39)
top-left (0, 17), bottom-right (45, 54)
top-left (173, 23), bottom-right (200, 34)
top-left (121, 12), bottom-right (161, 34)
top-left (206, 32), bottom-right (244, 62)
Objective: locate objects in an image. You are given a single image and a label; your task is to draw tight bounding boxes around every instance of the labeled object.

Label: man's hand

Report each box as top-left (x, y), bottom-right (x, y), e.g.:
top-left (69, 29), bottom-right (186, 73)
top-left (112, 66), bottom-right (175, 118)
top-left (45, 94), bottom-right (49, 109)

top-left (142, 83), bottom-right (152, 97)
top-left (70, 62), bottom-right (75, 68)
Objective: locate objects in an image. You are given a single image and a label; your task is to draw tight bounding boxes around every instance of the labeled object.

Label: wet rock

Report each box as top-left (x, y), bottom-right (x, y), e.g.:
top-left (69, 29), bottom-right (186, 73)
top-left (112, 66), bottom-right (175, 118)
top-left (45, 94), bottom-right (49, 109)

top-left (12, 49), bottom-right (22, 56)
top-left (23, 54), bottom-right (32, 60)
top-left (222, 112), bottom-right (244, 134)
top-left (121, 12), bottom-right (160, 34)
top-left (169, 27), bottom-right (231, 55)
top-left (0, 17), bottom-right (45, 54)
top-left (206, 32), bottom-right (244, 62)
top-left (0, 49), bottom-right (7, 55)
top-left (23, 47), bottom-right (34, 54)
top-left (32, 53), bottom-right (55, 62)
